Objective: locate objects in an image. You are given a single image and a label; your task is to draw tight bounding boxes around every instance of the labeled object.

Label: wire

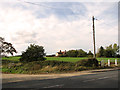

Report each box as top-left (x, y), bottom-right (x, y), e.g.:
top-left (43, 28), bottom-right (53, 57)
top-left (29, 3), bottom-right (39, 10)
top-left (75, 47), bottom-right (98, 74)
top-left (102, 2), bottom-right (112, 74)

top-left (17, 0), bottom-right (81, 16)
top-left (17, 0), bottom-right (68, 10)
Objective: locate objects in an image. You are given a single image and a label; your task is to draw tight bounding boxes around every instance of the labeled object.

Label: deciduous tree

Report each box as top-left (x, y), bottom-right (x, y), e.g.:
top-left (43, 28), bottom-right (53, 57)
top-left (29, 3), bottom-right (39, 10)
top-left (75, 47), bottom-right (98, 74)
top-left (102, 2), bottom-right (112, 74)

top-left (20, 44), bottom-right (46, 62)
top-left (0, 37), bottom-right (17, 56)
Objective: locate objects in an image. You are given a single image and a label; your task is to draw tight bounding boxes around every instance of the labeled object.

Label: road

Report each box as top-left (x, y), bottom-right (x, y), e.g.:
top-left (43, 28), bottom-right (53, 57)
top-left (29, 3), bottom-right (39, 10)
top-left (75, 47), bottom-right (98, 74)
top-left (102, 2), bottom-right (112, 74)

top-left (2, 69), bottom-right (119, 88)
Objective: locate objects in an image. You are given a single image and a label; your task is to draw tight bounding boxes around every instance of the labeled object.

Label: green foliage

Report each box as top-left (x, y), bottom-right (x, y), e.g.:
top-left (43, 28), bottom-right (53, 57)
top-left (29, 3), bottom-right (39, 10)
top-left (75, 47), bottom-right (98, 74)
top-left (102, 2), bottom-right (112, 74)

top-left (66, 49), bottom-right (88, 57)
top-left (2, 56), bottom-right (20, 62)
top-left (104, 49), bottom-right (114, 57)
top-left (66, 50), bottom-right (78, 57)
top-left (2, 59), bottom-right (98, 74)
top-left (2, 56), bottom-right (119, 63)
top-left (20, 44), bottom-right (46, 62)
top-left (77, 49), bottom-right (87, 57)
top-left (97, 46), bottom-right (105, 57)
top-left (2, 60), bottom-right (75, 73)
top-left (75, 58), bottom-right (98, 67)
top-left (87, 51), bottom-right (93, 56)
top-left (2, 58), bottom-right (120, 74)
top-left (97, 43), bottom-right (119, 58)
top-left (57, 44), bottom-right (119, 58)
top-left (113, 44), bottom-right (119, 51)
top-left (0, 37), bottom-right (17, 56)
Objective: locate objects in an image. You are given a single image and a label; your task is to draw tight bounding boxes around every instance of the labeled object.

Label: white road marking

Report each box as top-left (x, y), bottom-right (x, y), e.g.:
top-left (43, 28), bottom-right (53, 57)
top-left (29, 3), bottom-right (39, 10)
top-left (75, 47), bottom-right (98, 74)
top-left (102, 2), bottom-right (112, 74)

top-left (43, 84), bottom-right (64, 88)
top-left (97, 77), bottom-right (109, 80)
top-left (83, 76), bottom-right (117, 82)
top-left (83, 79), bottom-right (95, 82)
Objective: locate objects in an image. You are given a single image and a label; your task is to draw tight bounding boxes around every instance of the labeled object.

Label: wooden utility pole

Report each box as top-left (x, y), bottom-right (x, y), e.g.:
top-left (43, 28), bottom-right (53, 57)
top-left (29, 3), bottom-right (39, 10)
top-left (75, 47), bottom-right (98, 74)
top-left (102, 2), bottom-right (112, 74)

top-left (92, 16), bottom-right (96, 58)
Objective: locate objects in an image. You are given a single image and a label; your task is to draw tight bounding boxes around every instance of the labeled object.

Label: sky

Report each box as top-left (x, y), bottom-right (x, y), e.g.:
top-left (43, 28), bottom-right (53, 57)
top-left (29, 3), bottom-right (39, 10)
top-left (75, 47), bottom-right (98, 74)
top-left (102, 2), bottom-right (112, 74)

top-left (0, 0), bottom-right (118, 55)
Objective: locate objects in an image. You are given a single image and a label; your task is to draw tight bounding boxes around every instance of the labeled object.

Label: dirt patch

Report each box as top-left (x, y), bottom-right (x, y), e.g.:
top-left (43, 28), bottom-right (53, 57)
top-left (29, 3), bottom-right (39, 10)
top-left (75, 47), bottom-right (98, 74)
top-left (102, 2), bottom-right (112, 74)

top-left (2, 70), bottom-right (94, 83)
top-left (2, 67), bottom-right (119, 83)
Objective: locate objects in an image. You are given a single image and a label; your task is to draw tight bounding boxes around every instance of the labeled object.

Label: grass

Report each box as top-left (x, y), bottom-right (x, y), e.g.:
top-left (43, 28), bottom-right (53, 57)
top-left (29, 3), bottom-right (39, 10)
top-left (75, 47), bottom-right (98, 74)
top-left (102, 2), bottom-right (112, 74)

top-left (2, 56), bottom-right (120, 63)
top-left (2, 56), bottom-right (20, 62)
top-left (46, 57), bottom-right (88, 62)
top-left (46, 57), bottom-right (120, 63)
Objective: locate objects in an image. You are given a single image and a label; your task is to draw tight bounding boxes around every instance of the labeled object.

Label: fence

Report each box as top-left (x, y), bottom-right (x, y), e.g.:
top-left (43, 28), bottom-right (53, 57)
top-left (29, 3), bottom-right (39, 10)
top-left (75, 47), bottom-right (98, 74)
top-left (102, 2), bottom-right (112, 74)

top-left (100, 59), bottom-right (118, 67)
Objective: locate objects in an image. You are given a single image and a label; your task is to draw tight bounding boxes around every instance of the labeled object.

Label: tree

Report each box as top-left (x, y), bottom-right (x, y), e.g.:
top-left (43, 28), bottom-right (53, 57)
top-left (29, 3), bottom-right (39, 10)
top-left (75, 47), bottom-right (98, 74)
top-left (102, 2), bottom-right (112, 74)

top-left (87, 50), bottom-right (93, 57)
top-left (97, 46), bottom-right (105, 57)
top-left (97, 44), bottom-right (119, 57)
top-left (66, 50), bottom-right (78, 57)
top-left (20, 44), bottom-right (46, 62)
top-left (105, 44), bottom-right (116, 57)
top-left (0, 37), bottom-right (17, 56)
top-left (113, 43), bottom-right (119, 57)
top-left (104, 49), bottom-right (114, 57)
top-left (77, 49), bottom-right (87, 57)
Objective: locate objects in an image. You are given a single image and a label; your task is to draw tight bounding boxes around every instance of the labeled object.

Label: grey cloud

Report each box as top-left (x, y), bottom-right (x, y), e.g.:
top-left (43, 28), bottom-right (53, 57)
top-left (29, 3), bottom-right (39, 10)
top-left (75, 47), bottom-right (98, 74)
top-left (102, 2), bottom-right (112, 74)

top-left (24, 39), bottom-right (37, 43)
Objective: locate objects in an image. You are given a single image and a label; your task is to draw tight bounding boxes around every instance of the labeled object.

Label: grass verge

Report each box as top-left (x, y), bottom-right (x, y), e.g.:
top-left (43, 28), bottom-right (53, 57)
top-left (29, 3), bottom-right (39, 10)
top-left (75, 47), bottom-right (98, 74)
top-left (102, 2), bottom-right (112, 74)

top-left (2, 58), bottom-right (118, 74)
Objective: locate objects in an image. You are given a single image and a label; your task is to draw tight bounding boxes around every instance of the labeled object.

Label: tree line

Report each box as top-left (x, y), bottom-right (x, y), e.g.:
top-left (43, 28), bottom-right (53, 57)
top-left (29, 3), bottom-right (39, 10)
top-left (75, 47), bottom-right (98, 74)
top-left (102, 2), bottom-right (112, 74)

top-left (58, 49), bottom-right (93, 57)
top-left (58, 43), bottom-right (119, 58)
top-left (0, 36), bottom-right (119, 60)
top-left (96, 43), bottom-right (119, 58)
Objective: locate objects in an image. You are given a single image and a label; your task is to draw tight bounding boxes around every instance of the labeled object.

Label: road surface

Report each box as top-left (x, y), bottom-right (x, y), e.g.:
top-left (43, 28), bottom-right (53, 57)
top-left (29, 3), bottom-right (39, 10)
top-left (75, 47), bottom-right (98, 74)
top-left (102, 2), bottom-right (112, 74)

top-left (2, 69), bottom-right (119, 88)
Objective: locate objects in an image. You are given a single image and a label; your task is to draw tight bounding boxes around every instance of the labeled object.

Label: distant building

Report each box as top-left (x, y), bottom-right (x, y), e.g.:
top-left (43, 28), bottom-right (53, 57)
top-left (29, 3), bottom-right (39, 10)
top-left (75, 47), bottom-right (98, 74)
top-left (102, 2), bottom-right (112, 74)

top-left (56, 50), bottom-right (66, 57)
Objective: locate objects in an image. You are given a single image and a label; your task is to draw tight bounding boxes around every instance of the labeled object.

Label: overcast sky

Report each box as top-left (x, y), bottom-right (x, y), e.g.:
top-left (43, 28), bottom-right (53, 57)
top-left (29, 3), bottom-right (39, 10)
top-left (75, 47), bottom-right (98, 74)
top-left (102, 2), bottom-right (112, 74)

top-left (0, 1), bottom-right (118, 55)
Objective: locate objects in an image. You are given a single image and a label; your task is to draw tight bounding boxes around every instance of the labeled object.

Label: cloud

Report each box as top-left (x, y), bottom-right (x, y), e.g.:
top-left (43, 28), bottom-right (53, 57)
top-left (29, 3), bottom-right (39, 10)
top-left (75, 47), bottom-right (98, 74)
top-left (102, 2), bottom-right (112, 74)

top-left (0, 2), bottom-right (118, 55)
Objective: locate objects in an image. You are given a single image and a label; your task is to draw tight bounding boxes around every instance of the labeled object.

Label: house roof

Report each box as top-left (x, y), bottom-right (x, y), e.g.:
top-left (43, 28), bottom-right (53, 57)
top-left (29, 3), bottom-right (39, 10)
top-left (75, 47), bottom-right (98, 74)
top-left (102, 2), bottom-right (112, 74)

top-left (57, 51), bottom-right (65, 54)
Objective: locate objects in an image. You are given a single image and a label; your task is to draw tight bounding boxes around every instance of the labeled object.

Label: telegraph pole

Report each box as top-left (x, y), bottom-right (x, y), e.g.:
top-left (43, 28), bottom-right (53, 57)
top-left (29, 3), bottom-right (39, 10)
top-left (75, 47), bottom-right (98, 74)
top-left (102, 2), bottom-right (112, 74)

top-left (92, 16), bottom-right (96, 58)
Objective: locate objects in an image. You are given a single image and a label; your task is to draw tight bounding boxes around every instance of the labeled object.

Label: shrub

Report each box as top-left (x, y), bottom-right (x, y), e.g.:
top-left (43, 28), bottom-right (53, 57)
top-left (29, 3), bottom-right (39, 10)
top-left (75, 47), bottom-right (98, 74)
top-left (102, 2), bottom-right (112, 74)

top-left (20, 44), bottom-right (46, 62)
top-left (75, 58), bottom-right (98, 67)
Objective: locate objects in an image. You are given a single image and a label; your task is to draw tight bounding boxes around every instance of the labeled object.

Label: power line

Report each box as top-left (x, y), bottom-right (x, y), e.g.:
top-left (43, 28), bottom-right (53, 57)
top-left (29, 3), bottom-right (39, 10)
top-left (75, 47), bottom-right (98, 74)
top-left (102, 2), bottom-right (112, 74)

top-left (17, 0), bottom-right (69, 10)
top-left (17, 0), bottom-right (81, 16)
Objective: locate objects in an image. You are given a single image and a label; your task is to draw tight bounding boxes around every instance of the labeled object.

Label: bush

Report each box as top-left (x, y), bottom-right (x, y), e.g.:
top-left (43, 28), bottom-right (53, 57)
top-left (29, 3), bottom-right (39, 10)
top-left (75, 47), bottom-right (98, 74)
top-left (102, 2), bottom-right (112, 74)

top-left (20, 44), bottom-right (46, 62)
top-left (75, 58), bottom-right (98, 67)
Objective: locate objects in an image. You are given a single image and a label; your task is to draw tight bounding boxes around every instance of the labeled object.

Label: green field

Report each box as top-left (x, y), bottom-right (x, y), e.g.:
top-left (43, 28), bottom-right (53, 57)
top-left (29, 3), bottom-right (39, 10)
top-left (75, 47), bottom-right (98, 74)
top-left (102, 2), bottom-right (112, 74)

top-left (2, 56), bottom-right (20, 62)
top-left (46, 57), bottom-right (120, 63)
top-left (2, 56), bottom-right (120, 63)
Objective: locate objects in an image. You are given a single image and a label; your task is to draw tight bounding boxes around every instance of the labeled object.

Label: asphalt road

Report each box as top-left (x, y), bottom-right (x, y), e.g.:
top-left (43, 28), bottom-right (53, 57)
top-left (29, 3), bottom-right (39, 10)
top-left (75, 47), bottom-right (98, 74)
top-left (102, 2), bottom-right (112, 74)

top-left (2, 70), bottom-right (119, 88)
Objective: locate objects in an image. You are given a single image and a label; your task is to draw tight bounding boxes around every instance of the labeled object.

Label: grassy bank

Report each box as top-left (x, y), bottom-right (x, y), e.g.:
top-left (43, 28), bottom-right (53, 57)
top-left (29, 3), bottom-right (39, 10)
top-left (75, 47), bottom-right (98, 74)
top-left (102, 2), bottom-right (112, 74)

top-left (2, 57), bottom-right (119, 74)
top-left (2, 56), bottom-right (119, 74)
top-left (2, 60), bottom-right (100, 74)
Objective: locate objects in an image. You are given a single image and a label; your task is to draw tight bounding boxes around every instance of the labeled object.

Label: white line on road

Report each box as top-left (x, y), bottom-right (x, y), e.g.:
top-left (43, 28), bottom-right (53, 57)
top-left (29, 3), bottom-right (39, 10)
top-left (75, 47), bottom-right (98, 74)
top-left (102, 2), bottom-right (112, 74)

top-left (43, 84), bottom-right (64, 88)
top-left (97, 77), bottom-right (109, 80)
top-left (83, 79), bottom-right (95, 82)
top-left (83, 76), bottom-right (117, 82)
